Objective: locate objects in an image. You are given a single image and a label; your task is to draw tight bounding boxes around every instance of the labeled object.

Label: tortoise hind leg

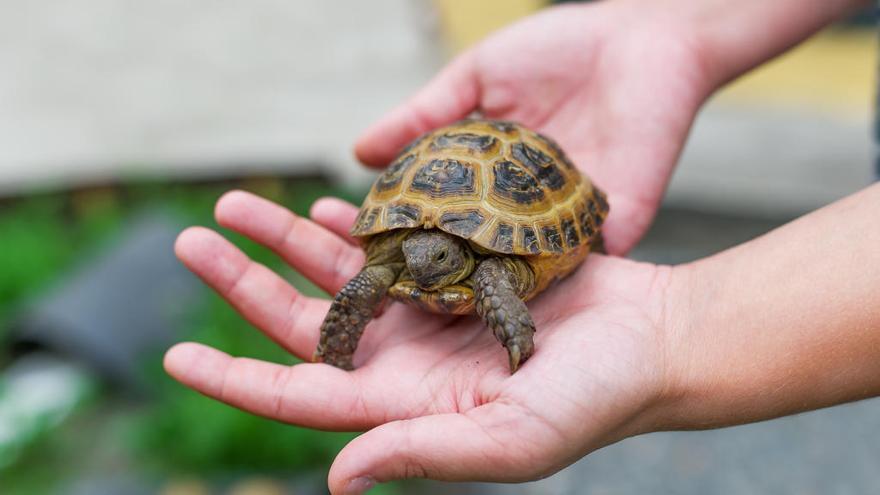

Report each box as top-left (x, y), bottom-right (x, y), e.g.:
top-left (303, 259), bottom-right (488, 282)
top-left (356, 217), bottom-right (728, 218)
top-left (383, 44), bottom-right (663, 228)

top-left (473, 258), bottom-right (536, 373)
top-left (314, 263), bottom-right (401, 370)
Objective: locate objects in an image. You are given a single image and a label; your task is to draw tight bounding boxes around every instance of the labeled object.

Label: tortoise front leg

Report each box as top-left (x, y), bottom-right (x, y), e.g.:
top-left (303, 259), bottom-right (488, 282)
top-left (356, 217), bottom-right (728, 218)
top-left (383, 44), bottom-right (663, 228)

top-left (314, 263), bottom-right (402, 370)
top-left (473, 258), bottom-right (536, 373)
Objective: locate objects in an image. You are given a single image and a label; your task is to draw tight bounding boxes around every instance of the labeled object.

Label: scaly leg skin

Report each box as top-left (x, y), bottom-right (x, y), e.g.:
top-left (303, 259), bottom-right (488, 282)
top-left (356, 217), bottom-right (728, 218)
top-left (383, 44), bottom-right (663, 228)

top-left (314, 264), bottom-right (400, 370)
top-left (473, 258), bottom-right (536, 373)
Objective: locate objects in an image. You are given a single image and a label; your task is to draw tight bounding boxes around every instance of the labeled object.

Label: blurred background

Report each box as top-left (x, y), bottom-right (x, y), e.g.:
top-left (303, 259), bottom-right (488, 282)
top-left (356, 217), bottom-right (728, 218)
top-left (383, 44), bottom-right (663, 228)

top-left (0, 0), bottom-right (877, 494)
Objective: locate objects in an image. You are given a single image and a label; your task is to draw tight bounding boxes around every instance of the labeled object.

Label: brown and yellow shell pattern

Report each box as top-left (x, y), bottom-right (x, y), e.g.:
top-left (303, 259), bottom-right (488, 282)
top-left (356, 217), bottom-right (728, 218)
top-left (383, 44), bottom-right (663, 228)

top-left (351, 118), bottom-right (608, 303)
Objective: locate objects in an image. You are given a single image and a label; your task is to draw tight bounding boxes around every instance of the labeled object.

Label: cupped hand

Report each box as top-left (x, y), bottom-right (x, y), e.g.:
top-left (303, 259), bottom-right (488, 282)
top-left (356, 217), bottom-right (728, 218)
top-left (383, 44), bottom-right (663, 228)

top-left (355, 1), bottom-right (712, 254)
top-left (164, 191), bottom-right (679, 494)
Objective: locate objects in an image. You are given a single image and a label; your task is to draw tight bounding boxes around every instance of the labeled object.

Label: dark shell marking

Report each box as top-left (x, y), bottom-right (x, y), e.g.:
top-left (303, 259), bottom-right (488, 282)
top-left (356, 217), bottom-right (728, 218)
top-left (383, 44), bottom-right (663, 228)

top-left (410, 159), bottom-right (476, 198)
top-left (594, 189), bottom-right (609, 224)
top-left (561, 216), bottom-right (580, 248)
top-left (385, 203), bottom-right (422, 229)
top-left (456, 118), bottom-right (517, 134)
top-left (577, 205), bottom-right (595, 238)
top-left (438, 209), bottom-right (485, 237)
top-left (431, 133), bottom-right (497, 153)
top-left (520, 226), bottom-right (540, 254)
top-left (511, 142), bottom-right (566, 190)
top-left (376, 154), bottom-right (415, 192)
top-left (533, 133), bottom-right (576, 170)
top-left (398, 131), bottom-right (430, 157)
top-left (487, 120), bottom-right (518, 133)
top-left (587, 195), bottom-right (608, 228)
top-left (541, 225), bottom-right (564, 253)
top-left (492, 160), bottom-right (545, 204)
top-left (354, 206), bottom-right (382, 233)
top-left (352, 119), bottom-right (604, 262)
top-left (491, 222), bottom-right (515, 253)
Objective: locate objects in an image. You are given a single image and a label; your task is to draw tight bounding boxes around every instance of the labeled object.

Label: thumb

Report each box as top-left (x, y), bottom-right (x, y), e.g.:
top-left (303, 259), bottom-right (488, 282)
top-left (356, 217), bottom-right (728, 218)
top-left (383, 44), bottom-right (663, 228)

top-left (354, 51), bottom-right (479, 168)
top-left (327, 405), bottom-right (548, 494)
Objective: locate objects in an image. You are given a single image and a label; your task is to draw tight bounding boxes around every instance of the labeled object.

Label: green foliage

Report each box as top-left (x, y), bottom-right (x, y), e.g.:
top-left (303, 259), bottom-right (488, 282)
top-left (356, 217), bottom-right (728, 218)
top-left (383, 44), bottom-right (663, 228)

top-left (132, 281), bottom-right (354, 474)
top-left (0, 193), bottom-right (123, 335)
top-left (131, 178), bottom-right (366, 474)
top-left (0, 197), bottom-right (71, 309)
top-left (0, 177), bottom-right (373, 482)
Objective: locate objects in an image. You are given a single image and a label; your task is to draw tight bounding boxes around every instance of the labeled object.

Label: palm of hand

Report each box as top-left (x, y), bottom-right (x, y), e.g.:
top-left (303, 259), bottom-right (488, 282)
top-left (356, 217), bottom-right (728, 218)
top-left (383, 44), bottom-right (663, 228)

top-left (357, 3), bottom-right (709, 254)
top-left (166, 4), bottom-right (697, 491)
top-left (165, 191), bottom-right (672, 492)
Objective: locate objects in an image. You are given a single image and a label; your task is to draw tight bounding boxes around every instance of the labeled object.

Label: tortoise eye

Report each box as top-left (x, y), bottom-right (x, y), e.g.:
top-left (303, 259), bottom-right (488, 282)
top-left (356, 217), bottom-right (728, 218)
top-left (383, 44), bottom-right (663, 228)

top-left (436, 250), bottom-right (447, 262)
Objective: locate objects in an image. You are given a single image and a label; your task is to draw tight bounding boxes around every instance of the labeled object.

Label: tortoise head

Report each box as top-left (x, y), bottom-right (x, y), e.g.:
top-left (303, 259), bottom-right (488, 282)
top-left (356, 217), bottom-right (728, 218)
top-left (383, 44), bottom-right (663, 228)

top-left (402, 230), bottom-right (475, 291)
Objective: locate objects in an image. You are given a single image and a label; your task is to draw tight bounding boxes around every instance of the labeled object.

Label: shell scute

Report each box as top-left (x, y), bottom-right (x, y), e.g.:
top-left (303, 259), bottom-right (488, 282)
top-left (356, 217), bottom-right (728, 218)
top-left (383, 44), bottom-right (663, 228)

top-left (490, 222), bottom-right (515, 254)
top-left (561, 216), bottom-right (580, 249)
top-left (492, 160), bottom-right (545, 205)
top-left (520, 226), bottom-right (541, 254)
top-left (409, 159), bottom-right (478, 198)
top-left (539, 224), bottom-right (564, 253)
top-left (385, 203), bottom-right (422, 229)
top-left (510, 141), bottom-right (566, 191)
top-left (352, 119), bottom-right (608, 260)
top-left (376, 154), bottom-right (414, 192)
top-left (431, 132), bottom-right (499, 155)
top-left (438, 209), bottom-right (486, 238)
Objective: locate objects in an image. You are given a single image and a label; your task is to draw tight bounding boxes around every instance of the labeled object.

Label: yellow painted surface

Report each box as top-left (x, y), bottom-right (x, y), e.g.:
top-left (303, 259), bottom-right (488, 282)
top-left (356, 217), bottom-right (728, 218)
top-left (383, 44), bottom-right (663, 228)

top-left (717, 28), bottom-right (876, 118)
top-left (434, 0), bottom-right (547, 53)
top-left (435, 1), bottom-right (875, 118)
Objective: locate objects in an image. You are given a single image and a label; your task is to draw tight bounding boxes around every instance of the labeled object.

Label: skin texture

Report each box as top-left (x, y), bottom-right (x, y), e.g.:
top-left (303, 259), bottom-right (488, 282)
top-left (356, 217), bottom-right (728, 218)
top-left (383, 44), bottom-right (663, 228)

top-left (168, 190), bottom-right (674, 491)
top-left (353, 0), bottom-right (867, 256)
top-left (401, 230), bottom-right (474, 291)
top-left (164, 0), bottom-right (875, 493)
top-left (167, 185), bottom-right (880, 494)
top-left (354, 2), bottom-right (712, 256)
top-left (316, 231), bottom-right (408, 369)
top-left (473, 257), bottom-right (536, 372)
top-left (314, 264), bottom-right (401, 370)
top-left (320, 228), bottom-right (538, 373)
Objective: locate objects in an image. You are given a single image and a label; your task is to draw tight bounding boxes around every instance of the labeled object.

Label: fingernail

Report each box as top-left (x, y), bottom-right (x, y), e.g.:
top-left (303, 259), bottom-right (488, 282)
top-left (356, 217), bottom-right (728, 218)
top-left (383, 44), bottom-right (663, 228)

top-left (344, 476), bottom-right (375, 495)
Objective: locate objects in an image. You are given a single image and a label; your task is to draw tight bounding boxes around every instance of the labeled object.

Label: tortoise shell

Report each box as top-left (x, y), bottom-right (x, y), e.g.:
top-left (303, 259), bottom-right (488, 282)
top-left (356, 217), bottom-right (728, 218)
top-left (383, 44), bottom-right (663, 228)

top-left (351, 118), bottom-right (608, 303)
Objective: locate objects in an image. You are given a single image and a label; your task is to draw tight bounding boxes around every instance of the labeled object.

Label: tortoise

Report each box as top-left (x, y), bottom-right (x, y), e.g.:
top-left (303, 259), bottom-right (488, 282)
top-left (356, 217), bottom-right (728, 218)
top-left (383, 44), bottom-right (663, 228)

top-left (314, 118), bottom-right (608, 373)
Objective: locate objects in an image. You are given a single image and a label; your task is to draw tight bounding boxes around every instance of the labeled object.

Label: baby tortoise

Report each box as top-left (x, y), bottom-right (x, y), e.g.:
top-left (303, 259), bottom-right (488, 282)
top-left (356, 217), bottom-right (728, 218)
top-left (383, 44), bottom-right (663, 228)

top-left (314, 119), bottom-right (608, 373)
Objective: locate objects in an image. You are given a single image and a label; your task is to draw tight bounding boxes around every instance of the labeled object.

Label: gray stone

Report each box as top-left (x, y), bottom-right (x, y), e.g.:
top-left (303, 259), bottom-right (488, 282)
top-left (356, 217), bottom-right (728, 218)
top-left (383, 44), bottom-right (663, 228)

top-left (10, 211), bottom-right (200, 390)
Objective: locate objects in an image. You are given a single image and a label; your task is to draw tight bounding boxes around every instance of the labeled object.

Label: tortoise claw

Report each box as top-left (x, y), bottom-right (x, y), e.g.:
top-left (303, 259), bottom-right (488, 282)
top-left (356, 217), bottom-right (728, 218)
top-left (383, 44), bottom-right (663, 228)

top-left (508, 344), bottom-right (522, 373)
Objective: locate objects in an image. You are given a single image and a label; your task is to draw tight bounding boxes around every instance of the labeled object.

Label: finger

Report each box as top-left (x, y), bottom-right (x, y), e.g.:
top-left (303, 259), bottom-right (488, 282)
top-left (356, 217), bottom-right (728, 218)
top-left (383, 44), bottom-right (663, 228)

top-left (163, 342), bottom-right (392, 430)
top-left (328, 403), bottom-right (548, 493)
top-left (354, 51), bottom-right (479, 168)
top-left (175, 226), bottom-right (326, 359)
top-left (214, 190), bottom-right (364, 295)
top-left (309, 196), bottom-right (361, 246)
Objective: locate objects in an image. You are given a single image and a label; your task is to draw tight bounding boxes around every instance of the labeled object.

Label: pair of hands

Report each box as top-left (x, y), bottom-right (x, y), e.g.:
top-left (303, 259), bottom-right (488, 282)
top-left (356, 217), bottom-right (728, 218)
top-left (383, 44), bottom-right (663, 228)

top-left (165, 3), bottom-right (715, 493)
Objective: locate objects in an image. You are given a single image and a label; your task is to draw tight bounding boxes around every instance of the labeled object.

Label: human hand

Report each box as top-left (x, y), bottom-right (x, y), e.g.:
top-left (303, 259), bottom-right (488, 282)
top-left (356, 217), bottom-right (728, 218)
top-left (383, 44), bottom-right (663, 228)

top-left (355, 2), bottom-right (712, 254)
top-left (164, 191), bottom-right (678, 493)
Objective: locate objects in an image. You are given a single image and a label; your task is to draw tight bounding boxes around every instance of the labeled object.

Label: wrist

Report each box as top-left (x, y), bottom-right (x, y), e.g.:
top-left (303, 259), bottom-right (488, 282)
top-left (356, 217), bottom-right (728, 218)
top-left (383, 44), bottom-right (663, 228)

top-left (648, 203), bottom-right (880, 432)
top-left (648, 257), bottom-right (762, 432)
top-left (650, 256), bottom-right (765, 431)
top-left (677, 0), bottom-right (870, 89)
top-left (645, 261), bottom-right (705, 431)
